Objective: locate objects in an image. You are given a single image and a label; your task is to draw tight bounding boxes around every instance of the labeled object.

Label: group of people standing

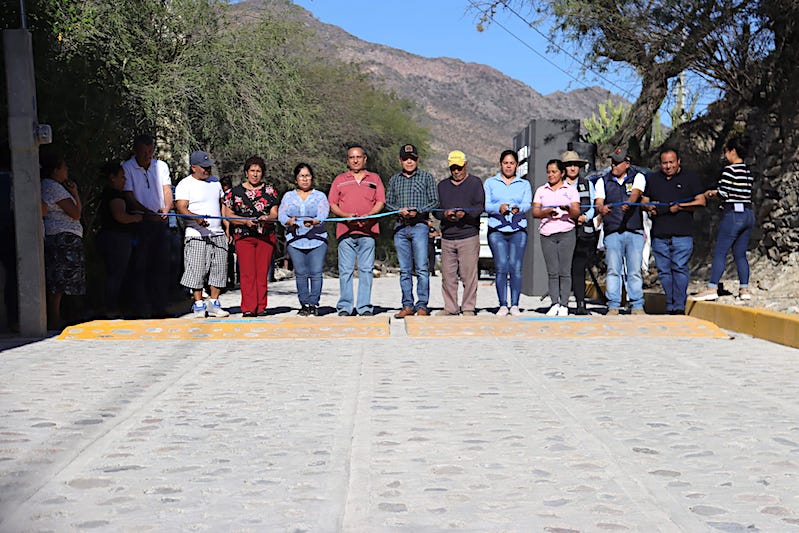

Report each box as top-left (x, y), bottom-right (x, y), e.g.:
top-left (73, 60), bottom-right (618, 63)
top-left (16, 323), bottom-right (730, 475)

top-left (591, 135), bottom-right (754, 315)
top-left (40, 133), bottom-right (755, 326)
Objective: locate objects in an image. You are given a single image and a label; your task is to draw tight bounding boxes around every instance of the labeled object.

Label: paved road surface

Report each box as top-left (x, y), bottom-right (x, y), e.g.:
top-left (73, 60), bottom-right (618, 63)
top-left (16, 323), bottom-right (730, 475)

top-left (1, 276), bottom-right (798, 532)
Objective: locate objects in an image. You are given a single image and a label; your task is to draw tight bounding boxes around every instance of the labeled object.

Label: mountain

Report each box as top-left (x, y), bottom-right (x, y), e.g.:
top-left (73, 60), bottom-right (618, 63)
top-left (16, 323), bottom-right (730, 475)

top-left (235, 0), bottom-right (623, 177)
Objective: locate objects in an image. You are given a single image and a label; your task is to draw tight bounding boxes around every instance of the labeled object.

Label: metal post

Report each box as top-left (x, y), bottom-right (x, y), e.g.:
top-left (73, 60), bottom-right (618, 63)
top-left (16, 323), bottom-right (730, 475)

top-left (4, 28), bottom-right (47, 336)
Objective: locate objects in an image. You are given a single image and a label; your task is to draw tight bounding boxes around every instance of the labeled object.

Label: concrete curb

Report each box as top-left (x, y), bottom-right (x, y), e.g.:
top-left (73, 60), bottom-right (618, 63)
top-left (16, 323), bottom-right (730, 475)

top-left (642, 290), bottom-right (799, 349)
top-left (686, 298), bottom-right (799, 348)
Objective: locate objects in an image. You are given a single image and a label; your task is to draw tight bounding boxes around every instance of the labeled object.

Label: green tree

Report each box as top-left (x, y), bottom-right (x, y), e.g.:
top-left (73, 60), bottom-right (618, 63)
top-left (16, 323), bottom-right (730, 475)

top-left (583, 99), bottom-right (630, 145)
top-left (474, 0), bottom-right (760, 155)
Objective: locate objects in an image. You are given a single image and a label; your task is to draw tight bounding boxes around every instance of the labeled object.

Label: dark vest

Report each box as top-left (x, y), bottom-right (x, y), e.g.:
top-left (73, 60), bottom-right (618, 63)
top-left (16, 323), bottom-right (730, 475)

top-left (603, 170), bottom-right (643, 234)
top-left (573, 176), bottom-right (596, 239)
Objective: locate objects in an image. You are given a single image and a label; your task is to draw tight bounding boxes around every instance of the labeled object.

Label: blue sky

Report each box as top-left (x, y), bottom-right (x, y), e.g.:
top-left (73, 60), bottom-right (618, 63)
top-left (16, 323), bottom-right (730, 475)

top-left (291, 0), bottom-right (640, 100)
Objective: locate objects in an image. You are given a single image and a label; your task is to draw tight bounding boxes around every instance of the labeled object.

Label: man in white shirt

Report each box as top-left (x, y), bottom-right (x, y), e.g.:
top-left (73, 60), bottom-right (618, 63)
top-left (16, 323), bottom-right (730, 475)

top-left (175, 151), bottom-right (229, 318)
top-left (122, 134), bottom-right (174, 318)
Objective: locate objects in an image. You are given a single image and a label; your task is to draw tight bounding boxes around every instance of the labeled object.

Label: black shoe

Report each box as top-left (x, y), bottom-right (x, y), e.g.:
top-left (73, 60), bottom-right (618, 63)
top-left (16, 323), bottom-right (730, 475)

top-left (670, 309), bottom-right (685, 315)
top-left (309, 306), bottom-right (319, 316)
top-left (338, 310), bottom-right (351, 317)
top-left (298, 305), bottom-right (310, 316)
top-left (257, 309), bottom-right (269, 317)
top-left (575, 305), bottom-right (589, 315)
top-left (359, 310), bottom-right (373, 316)
top-left (242, 311), bottom-right (256, 318)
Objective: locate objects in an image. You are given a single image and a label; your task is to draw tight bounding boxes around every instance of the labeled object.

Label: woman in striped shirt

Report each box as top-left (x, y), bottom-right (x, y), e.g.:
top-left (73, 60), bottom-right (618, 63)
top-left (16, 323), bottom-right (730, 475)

top-left (694, 134), bottom-right (755, 301)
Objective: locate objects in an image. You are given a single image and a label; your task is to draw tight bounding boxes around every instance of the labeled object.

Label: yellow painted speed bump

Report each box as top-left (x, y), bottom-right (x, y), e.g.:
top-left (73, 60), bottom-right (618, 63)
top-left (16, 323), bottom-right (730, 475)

top-left (57, 316), bottom-right (390, 340)
top-left (687, 300), bottom-right (799, 348)
top-left (404, 315), bottom-right (730, 339)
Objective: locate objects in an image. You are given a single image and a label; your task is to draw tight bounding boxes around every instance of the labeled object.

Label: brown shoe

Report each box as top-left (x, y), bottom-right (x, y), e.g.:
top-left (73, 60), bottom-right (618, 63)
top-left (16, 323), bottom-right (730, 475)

top-left (394, 307), bottom-right (416, 319)
top-left (416, 308), bottom-right (429, 316)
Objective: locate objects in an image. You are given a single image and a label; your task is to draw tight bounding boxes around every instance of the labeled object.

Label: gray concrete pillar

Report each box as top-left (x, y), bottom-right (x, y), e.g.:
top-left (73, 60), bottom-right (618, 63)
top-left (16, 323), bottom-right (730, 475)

top-left (4, 29), bottom-right (47, 336)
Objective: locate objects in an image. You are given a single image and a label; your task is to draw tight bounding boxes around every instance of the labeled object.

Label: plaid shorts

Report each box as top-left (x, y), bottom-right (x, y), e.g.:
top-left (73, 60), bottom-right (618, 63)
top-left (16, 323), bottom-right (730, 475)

top-left (180, 234), bottom-right (228, 290)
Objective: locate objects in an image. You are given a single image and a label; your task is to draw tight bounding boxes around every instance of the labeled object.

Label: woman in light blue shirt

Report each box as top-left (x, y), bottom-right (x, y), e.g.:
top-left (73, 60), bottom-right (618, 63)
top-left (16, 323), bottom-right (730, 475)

top-left (278, 163), bottom-right (330, 316)
top-left (484, 150), bottom-right (533, 316)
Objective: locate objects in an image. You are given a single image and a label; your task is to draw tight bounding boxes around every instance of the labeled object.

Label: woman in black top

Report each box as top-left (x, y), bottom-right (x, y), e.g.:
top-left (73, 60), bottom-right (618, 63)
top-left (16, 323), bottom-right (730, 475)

top-left (96, 161), bottom-right (143, 317)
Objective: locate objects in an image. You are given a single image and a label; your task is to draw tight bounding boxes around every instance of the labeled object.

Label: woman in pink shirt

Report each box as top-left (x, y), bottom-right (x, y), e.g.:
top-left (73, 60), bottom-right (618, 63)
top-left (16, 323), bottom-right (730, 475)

top-left (533, 159), bottom-right (581, 316)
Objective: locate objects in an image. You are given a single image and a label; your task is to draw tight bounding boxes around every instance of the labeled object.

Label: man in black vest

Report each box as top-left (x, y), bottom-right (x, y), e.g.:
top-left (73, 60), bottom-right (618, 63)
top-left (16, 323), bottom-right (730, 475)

top-left (643, 147), bottom-right (706, 315)
top-left (595, 148), bottom-right (647, 315)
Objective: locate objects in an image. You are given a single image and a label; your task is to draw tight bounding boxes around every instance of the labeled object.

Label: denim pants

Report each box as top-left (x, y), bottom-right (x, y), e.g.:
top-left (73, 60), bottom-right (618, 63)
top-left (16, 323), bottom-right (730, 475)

top-left (652, 235), bottom-right (693, 312)
top-left (488, 229), bottom-right (527, 307)
top-left (394, 223), bottom-right (430, 310)
top-left (603, 231), bottom-right (645, 310)
top-left (337, 235), bottom-right (375, 315)
top-left (288, 243), bottom-right (327, 307)
top-left (540, 229), bottom-right (576, 307)
top-left (709, 209), bottom-right (754, 289)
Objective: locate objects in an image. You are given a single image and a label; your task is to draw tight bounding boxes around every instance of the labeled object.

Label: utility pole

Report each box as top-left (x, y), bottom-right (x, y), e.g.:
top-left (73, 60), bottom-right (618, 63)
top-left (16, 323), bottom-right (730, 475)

top-left (4, 1), bottom-right (51, 336)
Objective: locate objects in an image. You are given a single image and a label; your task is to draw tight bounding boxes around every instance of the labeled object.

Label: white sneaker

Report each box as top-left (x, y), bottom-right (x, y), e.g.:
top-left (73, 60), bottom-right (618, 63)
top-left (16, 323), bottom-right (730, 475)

top-left (192, 300), bottom-right (207, 318)
top-left (206, 299), bottom-right (229, 318)
top-left (496, 306), bottom-right (509, 316)
top-left (557, 305), bottom-right (568, 317)
top-left (692, 288), bottom-right (718, 301)
top-left (509, 305), bottom-right (521, 316)
top-left (546, 304), bottom-right (560, 316)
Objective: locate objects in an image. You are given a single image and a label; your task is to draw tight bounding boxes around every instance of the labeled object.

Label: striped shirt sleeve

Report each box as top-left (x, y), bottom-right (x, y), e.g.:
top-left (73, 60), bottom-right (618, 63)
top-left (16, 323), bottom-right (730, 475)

top-left (717, 163), bottom-right (753, 203)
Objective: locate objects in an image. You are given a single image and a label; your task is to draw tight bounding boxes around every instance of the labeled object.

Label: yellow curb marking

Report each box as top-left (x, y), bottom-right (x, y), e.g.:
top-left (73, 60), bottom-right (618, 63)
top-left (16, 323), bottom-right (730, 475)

top-left (404, 315), bottom-right (730, 339)
top-left (57, 317), bottom-right (390, 340)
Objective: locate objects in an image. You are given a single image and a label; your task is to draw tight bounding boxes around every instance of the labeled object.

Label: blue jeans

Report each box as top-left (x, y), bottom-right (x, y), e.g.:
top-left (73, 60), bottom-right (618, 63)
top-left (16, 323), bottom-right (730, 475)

top-left (337, 235), bottom-right (375, 315)
top-left (394, 223), bottom-right (430, 310)
top-left (652, 235), bottom-right (693, 312)
top-left (603, 231), bottom-right (645, 310)
top-left (488, 230), bottom-right (527, 307)
top-left (288, 243), bottom-right (327, 307)
top-left (709, 209), bottom-right (754, 289)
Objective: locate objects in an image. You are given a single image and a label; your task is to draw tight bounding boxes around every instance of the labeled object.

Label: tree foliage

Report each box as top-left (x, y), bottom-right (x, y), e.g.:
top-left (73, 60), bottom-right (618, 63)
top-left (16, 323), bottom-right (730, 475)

top-left (1, 0), bottom-right (428, 196)
top-left (473, 0), bottom-right (773, 157)
top-left (0, 0), bottom-right (431, 303)
top-left (583, 98), bottom-right (630, 145)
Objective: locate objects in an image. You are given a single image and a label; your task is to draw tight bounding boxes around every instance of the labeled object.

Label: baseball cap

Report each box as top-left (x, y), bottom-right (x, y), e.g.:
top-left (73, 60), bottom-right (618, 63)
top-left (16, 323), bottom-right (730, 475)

top-left (190, 150), bottom-right (215, 167)
top-left (399, 144), bottom-right (418, 159)
top-left (447, 150), bottom-right (467, 167)
top-left (610, 147), bottom-right (630, 164)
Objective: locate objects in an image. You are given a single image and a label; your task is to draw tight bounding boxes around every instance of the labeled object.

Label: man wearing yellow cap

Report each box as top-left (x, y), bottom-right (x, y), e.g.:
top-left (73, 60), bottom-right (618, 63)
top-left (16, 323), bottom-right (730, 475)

top-left (434, 150), bottom-right (485, 316)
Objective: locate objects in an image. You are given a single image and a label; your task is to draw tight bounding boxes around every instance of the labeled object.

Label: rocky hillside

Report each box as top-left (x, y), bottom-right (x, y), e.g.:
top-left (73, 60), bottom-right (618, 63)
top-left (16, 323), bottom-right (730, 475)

top-left (236, 0), bottom-right (622, 177)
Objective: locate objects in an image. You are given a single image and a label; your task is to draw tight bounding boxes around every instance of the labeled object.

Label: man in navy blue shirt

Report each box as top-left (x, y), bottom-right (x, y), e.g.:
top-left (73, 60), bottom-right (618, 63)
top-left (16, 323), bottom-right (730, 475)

top-left (643, 147), bottom-right (706, 315)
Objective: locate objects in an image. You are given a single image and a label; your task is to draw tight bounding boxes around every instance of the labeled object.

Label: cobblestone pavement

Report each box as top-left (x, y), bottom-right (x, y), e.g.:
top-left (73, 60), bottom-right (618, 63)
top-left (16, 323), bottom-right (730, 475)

top-left (1, 277), bottom-right (799, 532)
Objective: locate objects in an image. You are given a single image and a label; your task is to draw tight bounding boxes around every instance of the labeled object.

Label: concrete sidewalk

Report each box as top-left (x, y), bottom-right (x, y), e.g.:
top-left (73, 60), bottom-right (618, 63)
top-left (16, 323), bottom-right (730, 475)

top-left (1, 276), bottom-right (799, 532)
